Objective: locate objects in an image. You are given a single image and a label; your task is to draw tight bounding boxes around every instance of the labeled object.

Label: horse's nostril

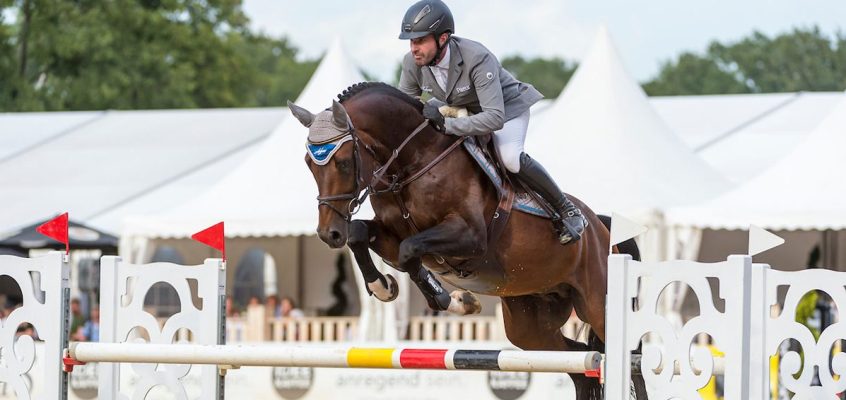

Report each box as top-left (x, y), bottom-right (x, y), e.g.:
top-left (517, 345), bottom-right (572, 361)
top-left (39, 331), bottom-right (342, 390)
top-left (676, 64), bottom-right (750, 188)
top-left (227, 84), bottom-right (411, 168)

top-left (329, 230), bottom-right (342, 242)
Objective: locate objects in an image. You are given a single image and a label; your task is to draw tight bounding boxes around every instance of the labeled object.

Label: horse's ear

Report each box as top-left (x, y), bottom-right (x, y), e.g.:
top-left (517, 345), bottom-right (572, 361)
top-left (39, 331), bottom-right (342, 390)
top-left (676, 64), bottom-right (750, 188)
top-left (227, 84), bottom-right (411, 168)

top-left (331, 100), bottom-right (350, 130)
top-left (287, 100), bottom-right (315, 127)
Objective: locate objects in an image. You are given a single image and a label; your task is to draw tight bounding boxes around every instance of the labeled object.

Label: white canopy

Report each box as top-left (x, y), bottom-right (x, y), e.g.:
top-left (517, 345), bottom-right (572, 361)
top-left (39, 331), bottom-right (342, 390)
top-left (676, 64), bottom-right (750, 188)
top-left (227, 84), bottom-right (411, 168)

top-left (526, 27), bottom-right (730, 214)
top-left (651, 92), bottom-right (843, 183)
top-left (666, 90), bottom-right (846, 230)
top-left (0, 108), bottom-right (282, 234)
top-left (122, 38), bottom-right (367, 238)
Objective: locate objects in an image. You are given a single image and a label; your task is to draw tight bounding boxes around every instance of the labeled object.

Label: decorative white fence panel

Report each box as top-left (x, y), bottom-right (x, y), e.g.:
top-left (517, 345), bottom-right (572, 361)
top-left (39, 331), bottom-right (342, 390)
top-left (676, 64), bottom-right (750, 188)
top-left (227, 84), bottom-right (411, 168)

top-left (606, 254), bottom-right (754, 398)
top-left (757, 268), bottom-right (846, 399)
top-left (0, 252), bottom-right (68, 400)
top-left (98, 256), bottom-right (225, 400)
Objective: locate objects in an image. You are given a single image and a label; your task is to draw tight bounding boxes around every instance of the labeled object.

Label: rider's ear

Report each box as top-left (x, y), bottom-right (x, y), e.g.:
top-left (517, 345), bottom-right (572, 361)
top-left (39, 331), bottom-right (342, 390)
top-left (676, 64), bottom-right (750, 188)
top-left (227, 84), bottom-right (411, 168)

top-left (438, 33), bottom-right (450, 47)
top-left (331, 100), bottom-right (351, 131)
top-left (287, 100), bottom-right (315, 127)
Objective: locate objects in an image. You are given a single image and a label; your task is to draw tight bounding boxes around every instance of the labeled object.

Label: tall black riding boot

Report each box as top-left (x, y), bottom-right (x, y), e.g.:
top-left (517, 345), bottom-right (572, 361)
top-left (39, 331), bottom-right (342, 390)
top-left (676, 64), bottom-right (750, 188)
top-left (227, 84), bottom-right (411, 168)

top-left (517, 152), bottom-right (587, 244)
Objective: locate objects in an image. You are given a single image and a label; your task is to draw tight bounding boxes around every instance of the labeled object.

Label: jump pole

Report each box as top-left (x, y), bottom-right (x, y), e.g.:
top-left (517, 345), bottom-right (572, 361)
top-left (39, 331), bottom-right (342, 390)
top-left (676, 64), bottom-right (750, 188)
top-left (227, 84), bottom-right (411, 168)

top-left (66, 343), bottom-right (601, 375)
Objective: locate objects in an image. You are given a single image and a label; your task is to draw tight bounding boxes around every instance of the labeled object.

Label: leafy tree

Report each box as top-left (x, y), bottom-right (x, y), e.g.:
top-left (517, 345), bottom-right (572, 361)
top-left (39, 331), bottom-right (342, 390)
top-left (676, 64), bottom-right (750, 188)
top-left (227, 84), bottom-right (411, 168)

top-left (0, 0), bottom-right (317, 111)
top-left (644, 27), bottom-right (846, 96)
top-left (233, 33), bottom-right (317, 106)
top-left (643, 52), bottom-right (748, 95)
top-left (709, 27), bottom-right (845, 93)
top-left (501, 55), bottom-right (576, 97)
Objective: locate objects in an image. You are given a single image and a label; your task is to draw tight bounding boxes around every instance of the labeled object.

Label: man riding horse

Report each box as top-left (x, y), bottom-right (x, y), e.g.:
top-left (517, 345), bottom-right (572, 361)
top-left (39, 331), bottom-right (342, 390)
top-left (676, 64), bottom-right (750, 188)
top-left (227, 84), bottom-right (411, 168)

top-left (397, 0), bottom-right (587, 245)
top-left (287, 3), bottom-right (649, 396)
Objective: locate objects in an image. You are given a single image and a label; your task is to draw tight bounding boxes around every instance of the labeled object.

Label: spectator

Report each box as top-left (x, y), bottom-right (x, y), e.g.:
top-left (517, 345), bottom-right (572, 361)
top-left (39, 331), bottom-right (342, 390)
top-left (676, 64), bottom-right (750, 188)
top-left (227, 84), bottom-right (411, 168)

top-left (82, 307), bottom-right (100, 342)
top-left (280, 296), bottom-right (304, 318)
top-left (247, 295), bottom-right (262, 307)
top-left (69, 298), bottom-right (85, 338)
top-left (225, 296), bottom-right (241, 318)
top-left (266, 294), bottom-right (281, 318)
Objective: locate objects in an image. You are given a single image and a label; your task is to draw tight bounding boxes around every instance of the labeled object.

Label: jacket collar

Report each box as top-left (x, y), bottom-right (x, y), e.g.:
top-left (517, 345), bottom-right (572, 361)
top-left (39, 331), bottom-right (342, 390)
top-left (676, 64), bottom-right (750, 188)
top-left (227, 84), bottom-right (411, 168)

top-left (443, 38), bottom-right (463, 98)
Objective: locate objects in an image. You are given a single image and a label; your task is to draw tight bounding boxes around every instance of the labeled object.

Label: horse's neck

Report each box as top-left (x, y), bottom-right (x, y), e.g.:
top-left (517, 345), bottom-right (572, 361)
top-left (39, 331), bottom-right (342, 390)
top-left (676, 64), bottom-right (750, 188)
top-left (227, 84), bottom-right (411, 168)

top-left (368, 118), bottom-right (452, 171)
top-left (397, 127), bottom-right (453, 166)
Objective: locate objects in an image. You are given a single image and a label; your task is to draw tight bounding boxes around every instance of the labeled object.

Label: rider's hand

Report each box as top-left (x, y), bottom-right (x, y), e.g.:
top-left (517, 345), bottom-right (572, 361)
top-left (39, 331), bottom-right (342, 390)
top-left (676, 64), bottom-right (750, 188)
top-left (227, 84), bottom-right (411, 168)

top-left (422, 103), bottom-right (446, 133)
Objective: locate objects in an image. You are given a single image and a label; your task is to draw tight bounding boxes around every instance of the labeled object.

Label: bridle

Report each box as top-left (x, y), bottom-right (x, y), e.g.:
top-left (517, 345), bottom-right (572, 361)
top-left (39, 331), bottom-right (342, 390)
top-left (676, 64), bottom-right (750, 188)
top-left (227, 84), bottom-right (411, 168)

top-left (314, 117), bottom-right (466, 223)
top-left (314, 123), bottom-right (373, 222)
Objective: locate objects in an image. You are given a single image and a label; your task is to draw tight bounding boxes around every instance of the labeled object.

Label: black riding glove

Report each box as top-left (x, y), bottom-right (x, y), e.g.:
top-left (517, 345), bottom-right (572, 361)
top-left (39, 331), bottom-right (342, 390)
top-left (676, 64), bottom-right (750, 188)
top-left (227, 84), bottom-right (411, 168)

top-left (422, 103), bottom-right (446, 133)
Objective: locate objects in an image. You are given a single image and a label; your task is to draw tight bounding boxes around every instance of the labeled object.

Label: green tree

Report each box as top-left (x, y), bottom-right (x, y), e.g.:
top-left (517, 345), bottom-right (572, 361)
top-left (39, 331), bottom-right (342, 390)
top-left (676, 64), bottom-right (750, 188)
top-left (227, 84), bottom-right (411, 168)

top-left (0, 0), bottom-right (318, 111)
top-left (643, 52), bottom-right (748, 95)
top-left (709, 27), bottom-right (845, 93)
top-left (230, 33), bottom-right (317, 107)
top-left (644, 27), bottom-right (846, 96)
top-left (501, 55), bottom-right (576, 97)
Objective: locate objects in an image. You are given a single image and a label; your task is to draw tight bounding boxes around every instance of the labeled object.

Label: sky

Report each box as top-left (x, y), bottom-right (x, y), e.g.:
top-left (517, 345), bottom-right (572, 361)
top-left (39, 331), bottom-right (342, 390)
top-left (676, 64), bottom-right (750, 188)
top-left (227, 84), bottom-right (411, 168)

top-left (242, 0), bottom-right (846, 83)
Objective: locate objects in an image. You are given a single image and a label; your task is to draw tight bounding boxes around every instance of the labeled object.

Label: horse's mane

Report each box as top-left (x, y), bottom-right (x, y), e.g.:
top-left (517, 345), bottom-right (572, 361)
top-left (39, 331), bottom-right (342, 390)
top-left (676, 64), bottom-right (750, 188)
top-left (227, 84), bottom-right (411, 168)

top-left (337, 82), bottom-right (423, 113)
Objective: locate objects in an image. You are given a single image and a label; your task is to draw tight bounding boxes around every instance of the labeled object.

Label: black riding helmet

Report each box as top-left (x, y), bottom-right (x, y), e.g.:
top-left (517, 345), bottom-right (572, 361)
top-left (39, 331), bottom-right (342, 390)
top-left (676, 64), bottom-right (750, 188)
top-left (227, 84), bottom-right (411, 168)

top-left (399, 0), bottom-right (454, 40)
top-left (399, 1), bottom-right (454, 66)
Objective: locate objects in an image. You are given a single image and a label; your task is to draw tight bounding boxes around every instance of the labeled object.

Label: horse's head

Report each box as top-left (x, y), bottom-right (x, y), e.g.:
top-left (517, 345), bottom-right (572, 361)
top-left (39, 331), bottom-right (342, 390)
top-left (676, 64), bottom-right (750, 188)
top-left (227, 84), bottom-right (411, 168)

top-left (289, 99), bottom-right (363, 248)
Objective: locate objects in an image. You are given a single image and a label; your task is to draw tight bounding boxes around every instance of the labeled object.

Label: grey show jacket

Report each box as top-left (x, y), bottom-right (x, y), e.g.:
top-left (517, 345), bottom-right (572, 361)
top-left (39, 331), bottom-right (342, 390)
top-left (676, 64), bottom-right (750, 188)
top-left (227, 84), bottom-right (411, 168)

top-left (398, 36), bottom-right (544, 137)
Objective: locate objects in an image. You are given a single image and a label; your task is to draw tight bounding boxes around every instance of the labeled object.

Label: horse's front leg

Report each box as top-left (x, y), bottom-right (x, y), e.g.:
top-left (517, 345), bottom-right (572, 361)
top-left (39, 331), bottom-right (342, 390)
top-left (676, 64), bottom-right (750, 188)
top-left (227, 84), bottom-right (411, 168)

top-left (399, 216), bottom-right (485, 315)
top-left (348, 219), bottom-right (401, 302)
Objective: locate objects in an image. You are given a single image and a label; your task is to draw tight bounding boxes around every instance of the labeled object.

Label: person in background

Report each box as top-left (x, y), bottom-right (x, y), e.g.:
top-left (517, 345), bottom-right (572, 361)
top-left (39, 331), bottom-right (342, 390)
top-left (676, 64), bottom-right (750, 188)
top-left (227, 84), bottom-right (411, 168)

top-left (69, 298), bottom-right (85, 339)
top-left (225, 296), bottom-right (240, 318)
top-left (280, 296), bottom-right (304, 318)
top-left (265, 294), bottom-right (281, 318)
top-left (82, 307), bottom-right (100, 342)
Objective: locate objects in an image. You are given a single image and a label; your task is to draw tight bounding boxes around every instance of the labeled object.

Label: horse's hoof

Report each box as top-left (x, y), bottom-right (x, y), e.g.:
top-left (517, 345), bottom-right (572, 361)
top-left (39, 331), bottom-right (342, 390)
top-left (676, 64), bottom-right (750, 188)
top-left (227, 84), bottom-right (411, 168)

top-left (384, 274), bottom-right (399, 301)
top-left (447, 290), bottom-right (481, 315)
top-left (368, 274), bottom-right (399, 302)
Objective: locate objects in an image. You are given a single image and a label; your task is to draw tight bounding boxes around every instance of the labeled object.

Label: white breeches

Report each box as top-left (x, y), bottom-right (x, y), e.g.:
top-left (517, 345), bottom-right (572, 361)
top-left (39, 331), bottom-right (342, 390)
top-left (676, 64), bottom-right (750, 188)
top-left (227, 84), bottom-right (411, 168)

top-left (493, 109), bottom-right (530, 173)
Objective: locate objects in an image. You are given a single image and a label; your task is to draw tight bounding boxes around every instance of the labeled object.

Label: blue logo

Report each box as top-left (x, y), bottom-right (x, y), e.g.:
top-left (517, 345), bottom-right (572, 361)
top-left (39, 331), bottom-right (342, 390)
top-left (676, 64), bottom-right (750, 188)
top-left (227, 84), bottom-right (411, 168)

top-left (308, 143), bottom-right (336, 162)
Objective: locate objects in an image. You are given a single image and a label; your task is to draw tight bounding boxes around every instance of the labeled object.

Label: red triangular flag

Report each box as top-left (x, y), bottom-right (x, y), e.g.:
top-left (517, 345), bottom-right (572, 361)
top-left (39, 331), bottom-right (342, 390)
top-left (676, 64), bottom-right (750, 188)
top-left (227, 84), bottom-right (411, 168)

top-left (36, 213), bottom-right (70, 254)
top-left (191, 222), bottom-right (225, 260)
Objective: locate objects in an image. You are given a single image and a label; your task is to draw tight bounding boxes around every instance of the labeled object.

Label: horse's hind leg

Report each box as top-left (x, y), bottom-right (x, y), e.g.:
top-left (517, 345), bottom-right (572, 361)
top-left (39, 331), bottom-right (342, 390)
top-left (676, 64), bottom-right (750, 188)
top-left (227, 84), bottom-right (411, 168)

top-left (501, 295), bottom-right (604, 399)
top-left (570, 286), bottom-right (648, 399)
top-left (348, 220), bottom-right (400, 302)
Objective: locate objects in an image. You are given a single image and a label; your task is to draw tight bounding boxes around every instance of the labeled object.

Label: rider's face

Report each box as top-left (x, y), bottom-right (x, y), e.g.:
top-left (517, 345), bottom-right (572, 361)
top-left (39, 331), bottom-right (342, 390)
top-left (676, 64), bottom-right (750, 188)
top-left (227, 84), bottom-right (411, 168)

top-left (409, 34), bottom-right (446, 66)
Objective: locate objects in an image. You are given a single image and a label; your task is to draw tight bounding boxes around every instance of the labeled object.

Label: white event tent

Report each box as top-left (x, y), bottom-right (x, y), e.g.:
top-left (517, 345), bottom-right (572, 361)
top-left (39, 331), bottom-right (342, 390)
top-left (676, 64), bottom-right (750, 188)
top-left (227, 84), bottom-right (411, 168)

top-left (666, 90), bottom-right (846, 270)
top-left (526, 27), bottom-right (731, 261)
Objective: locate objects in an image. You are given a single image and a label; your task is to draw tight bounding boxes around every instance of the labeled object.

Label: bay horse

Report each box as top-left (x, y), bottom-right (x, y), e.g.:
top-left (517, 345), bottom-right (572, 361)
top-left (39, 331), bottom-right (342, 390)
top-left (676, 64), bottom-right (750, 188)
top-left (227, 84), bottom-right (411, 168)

top-left (289, 82), bottom-right (645, 399)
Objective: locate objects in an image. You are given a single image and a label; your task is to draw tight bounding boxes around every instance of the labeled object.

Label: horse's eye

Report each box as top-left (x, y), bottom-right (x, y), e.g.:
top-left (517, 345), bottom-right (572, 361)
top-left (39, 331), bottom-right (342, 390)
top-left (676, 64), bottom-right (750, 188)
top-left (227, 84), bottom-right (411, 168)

top-left (336, 159), bottom-right (353, 174)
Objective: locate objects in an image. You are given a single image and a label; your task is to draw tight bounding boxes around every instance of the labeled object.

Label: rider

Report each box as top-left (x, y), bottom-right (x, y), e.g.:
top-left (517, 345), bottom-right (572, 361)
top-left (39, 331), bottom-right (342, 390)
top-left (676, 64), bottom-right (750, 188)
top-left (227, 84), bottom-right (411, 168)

top-left (397, 0), bottom-right (587, 244)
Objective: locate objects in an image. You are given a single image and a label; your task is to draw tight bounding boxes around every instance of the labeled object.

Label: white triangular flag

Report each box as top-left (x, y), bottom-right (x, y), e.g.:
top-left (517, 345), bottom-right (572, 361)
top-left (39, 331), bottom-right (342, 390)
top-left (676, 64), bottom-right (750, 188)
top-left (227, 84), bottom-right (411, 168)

top-left (610, 213), bottom-right (648, 250)
top-left (748, 225), bottom-right (784, 256)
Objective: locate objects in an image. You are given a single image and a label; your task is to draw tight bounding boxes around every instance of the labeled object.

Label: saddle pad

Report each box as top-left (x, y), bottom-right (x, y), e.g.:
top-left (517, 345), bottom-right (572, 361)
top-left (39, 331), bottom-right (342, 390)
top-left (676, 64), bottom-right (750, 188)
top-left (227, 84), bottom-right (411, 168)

top-left (462, 137), bottom-right (551, 219)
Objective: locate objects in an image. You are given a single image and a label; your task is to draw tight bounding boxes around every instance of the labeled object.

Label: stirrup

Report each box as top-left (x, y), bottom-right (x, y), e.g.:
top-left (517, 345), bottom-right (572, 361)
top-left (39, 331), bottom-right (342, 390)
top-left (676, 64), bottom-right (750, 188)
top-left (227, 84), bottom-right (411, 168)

top-left (554, 211), bottom-right (587, 245)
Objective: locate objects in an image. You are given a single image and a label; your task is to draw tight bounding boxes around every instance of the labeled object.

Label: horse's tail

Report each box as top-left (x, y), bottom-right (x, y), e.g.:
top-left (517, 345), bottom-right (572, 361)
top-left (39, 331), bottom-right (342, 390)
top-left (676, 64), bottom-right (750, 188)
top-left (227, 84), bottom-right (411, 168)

top-left (597, 214), bottom-right (641, 261)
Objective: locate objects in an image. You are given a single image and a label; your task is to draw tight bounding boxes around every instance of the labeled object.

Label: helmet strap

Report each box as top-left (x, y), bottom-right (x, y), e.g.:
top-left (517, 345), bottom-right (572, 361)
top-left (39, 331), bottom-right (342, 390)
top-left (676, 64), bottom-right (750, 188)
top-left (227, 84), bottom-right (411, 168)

top-left (427, 33), bottom-right (450, 67)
